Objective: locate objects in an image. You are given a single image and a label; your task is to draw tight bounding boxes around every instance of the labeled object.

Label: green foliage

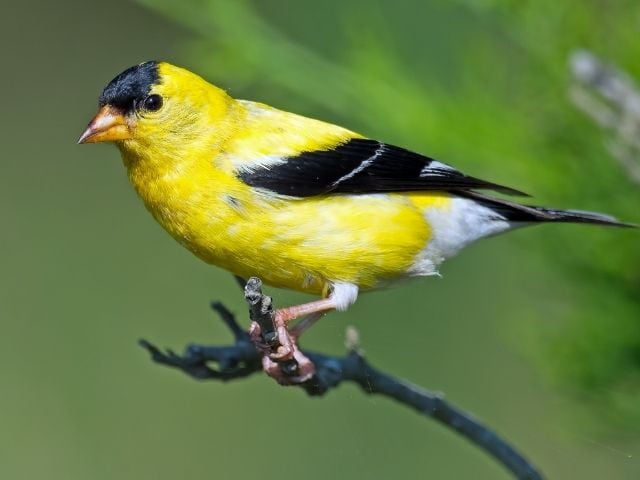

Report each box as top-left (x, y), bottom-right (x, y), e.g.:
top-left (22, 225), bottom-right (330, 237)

top-left (138, 0), bottom-right (640, 428)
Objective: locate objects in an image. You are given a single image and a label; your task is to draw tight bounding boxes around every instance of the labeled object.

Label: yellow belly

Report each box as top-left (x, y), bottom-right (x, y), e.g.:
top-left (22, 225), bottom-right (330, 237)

top-left (167, 192), bottom-right (448, 294)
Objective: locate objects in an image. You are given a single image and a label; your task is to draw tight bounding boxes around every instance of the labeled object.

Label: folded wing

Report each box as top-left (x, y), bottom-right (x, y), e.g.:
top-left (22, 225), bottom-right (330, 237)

top-left (238, 138), bottom-right (527, 197)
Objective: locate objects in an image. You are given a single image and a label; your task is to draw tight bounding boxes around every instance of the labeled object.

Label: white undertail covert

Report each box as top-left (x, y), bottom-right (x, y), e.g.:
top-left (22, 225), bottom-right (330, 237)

top-left (408, 197), bottom-right (512, 277)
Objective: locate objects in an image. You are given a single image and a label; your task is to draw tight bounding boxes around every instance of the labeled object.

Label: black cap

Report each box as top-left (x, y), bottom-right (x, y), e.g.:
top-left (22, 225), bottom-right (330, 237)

top-left (98, 61), bottom-right (160, 112)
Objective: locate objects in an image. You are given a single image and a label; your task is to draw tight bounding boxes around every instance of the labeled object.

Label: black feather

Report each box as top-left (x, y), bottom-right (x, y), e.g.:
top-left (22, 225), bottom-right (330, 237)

top-left (238, 138), bottom-right (527, 197)
top-left (458, 190), bottom-right (635, 227)
top-left (99, 61), bottom-right (160, 112)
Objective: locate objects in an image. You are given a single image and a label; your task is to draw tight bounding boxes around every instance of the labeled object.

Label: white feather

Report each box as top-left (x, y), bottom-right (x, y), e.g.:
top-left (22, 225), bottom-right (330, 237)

top-left (420, 161), bottom-right (456, 177)
top-left (330, 282), bottom-right (359, 311)
top-left (408, 198), bottom-right (511, 276)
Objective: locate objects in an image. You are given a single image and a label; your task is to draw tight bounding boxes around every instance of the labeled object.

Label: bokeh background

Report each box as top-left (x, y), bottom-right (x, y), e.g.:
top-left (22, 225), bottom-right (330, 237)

top-left (2, 0), bottom-right (640, 478)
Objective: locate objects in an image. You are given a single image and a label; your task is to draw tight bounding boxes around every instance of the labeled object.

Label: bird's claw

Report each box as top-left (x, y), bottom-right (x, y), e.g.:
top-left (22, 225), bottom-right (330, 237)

top-left (268, 324), bottom-right (296, 360)
top-left (261, 349), bottom-right (315, 385)
top-left (249, 321), bottom-right (315, 384)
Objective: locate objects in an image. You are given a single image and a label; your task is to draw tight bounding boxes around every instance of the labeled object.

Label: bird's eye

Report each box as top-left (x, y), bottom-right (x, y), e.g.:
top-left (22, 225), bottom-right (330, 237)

top-left (141, 94), bottom-right (163, 112)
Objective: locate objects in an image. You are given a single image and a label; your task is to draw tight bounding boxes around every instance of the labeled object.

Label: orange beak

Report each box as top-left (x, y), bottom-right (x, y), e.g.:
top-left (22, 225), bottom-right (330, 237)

top-left (77, 105), bottom-right (132, 144)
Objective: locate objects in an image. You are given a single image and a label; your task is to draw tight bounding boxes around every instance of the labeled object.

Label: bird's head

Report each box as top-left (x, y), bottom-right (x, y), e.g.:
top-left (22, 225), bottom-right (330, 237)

top-left (78, 61), bottom-right (233, 161)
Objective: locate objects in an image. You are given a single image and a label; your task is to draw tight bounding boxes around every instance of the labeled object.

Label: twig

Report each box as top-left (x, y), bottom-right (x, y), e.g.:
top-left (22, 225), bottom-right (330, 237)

top-left (569, 50), bottom-right (640, 185)
top-left (140, 278), bottom-right (544, 479)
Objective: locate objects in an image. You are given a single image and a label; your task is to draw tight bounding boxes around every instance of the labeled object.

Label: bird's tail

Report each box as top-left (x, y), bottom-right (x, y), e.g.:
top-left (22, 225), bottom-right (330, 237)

top-left (459, 191), bottom-right (635, 228)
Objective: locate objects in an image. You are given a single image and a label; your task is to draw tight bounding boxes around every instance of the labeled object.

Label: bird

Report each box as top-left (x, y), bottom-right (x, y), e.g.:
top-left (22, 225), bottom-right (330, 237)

top-left (79, 61), bottom-right (632, 382)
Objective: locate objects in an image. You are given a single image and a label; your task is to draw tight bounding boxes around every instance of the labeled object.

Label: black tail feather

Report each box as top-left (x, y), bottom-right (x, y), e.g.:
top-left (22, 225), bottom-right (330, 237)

top-left (459, 190), bottom-right (636, 228)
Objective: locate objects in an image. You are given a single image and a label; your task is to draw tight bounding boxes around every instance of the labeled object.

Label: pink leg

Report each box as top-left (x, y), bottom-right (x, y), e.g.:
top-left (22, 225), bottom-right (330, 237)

top-left (290, 312), bottom-right (326, 338)
top-left (276, 298), bottom-right (336, 324)
top-left (270, 298), bottom-right (336, 361)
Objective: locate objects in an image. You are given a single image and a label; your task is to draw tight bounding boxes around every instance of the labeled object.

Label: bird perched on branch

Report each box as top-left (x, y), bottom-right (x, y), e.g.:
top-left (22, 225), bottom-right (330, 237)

top-left (79, 61), bottom-right (633, 382)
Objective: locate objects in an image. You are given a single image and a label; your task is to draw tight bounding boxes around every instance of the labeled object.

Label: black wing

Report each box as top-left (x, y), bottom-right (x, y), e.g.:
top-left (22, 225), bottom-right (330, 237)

top-left (238, 138), bottom-right (527, 197)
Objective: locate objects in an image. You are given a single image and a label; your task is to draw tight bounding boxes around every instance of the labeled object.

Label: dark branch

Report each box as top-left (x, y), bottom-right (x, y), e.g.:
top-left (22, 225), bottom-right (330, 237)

top-left (139, 278), bottom-right (543, 480)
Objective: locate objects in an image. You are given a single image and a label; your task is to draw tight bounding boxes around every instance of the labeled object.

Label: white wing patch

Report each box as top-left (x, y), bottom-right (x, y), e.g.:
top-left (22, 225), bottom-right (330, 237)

top-left (420, 160), bottom-right (457, 177)
top-left (408, 197), bottom-right (512, 277)
top-left (234, 154), bottom-right (288, 172)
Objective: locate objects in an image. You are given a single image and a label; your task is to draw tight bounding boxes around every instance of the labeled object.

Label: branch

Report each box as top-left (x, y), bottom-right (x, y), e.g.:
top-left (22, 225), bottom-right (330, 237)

top-left (569, 50), bottom-right (640, 185)
top-left (140, 278), bottom-right (543, 479)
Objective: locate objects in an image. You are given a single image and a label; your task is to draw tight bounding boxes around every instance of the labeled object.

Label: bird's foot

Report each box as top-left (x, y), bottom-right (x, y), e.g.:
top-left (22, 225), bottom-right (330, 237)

top-left (249, 320), bottom-right (315, 384)
top-left (268, 310), bottom-right (298, 360)
top-left (261, 350), bottom-right (316, 385)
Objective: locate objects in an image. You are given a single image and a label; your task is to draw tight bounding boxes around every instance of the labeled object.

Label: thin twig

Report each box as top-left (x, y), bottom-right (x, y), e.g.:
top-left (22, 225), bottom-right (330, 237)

top-left (140, 278), bottom-right (544, 479)
top-left (569, 50), bottom-right (640, 185)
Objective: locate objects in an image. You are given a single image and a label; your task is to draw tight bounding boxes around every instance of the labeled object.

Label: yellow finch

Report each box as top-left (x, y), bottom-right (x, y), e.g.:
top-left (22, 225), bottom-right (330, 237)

top-left (79, 61), bottom-right (630, 379)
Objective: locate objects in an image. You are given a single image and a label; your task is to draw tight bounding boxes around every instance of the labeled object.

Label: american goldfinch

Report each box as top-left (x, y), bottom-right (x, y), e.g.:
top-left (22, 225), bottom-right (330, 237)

top-left (79, 61), bottom-right (630, 379)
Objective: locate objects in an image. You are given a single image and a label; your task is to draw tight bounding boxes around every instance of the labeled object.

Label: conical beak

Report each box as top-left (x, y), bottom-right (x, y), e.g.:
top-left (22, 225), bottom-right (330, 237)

top-left (77, 105), bottom-right (131, 144)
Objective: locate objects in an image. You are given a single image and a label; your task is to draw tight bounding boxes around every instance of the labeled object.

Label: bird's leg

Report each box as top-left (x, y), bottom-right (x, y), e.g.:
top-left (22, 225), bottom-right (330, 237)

top-left (246, 279), bottom-right (359, 385)
top-left (290, 311), bottom-right (326, 338)
top-left (276, 298), bottom-right (337, 324)
top-left (270, 298), bottom-right (336, 361)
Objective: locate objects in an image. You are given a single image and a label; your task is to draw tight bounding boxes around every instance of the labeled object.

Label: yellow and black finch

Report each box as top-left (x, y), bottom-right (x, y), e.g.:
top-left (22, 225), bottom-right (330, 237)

top-left (79, 61), bottom-right (632, 380)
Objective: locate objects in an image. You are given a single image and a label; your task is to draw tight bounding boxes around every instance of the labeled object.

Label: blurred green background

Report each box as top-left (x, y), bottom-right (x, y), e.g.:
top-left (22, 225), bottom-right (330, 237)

top-left (2, 0), bottom-right (639, 478)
